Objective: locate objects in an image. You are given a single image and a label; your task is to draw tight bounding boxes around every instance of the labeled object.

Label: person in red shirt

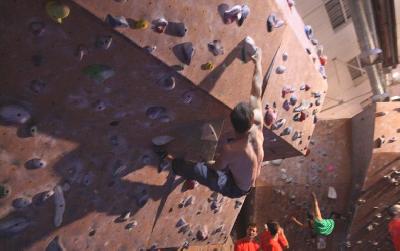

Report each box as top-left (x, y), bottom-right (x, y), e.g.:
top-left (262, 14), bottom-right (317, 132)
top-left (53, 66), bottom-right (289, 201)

top-left (260, 221), bottom-right (289, 251)
top-left (389, 204), bottom-right (400, 251)
top-left (235, 223), bottom-right (261, 251)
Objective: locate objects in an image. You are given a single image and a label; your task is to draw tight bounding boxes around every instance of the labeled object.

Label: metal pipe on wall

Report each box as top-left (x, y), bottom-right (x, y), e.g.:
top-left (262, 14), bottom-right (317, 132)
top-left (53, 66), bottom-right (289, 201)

top-left (348, 0), bottom-right (386, 96)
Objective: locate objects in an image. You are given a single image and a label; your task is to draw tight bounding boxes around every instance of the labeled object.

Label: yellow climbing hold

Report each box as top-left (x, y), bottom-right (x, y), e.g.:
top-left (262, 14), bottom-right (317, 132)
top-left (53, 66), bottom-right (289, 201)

top-left (201, 62), bottom-right (214, 70)
top-left (133, 19), bottom-right (149, 29)
top-left (46, 1), bottom-right (70, 24)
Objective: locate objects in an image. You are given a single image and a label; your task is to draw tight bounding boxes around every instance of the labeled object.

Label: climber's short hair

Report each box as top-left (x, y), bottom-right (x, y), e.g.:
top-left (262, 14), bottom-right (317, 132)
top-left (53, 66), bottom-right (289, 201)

top-left (267, 221), bottom-right (280, 236)
top-left (230, 102), bottom-right (254, 134)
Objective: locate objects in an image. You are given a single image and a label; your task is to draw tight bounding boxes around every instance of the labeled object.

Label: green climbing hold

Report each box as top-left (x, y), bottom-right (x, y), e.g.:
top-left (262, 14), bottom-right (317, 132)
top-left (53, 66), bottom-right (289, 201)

top-left (0, 184), bottom-right (11, 199)
top-left (83, 64), bottom-right (115, 83)
top-left (46, 1), bottom-right (70, 24)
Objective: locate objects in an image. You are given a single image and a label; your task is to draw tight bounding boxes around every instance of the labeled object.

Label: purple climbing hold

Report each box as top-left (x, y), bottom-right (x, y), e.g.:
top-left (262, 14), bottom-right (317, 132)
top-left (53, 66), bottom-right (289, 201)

top-left (208, 40), bottom-right (224, 56)
top-left (30, 79), bottom-right (47, 94)
top-left (264, 107), bottom-right (277, 126)
top-left (223, 5), bottom-right (250, 26)
top-left (182, 91), bottom-right (194, 104)
top-left (0, 105), bottom-right (31, 124)
top-left (315, 98), bottom-right (321, 106)
top-left (283, 100), bottom-right (290, 111)
top-left (105, 14), bottom-right (129, 28)
top-left (12, 197), bottom-right (32, 209)
top-left (176, 218), bottom-right (187, 228)
top-left (276, 65), bottom-right (286, 74)
top-left (280, 127), bottom-right (292, 136)
top-left (93, 100), bottom-right (106, 111)
top-left (144, 45), bottom-right (156, 53)
top-left (146, 106), bottom-right (167, 120)
top-left (26, 158), bottom-right (47, 169)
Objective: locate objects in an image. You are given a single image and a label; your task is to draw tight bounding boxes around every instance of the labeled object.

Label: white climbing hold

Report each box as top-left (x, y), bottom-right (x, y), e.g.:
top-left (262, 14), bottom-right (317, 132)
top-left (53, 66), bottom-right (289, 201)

top-left (0, 105), bottom-right (31, 124)
top-left (243, 36), bottom-right (258, 60)
top-left (327, 186), bottom-right (337, 199)
top-left (271, 159), bottom-right (283, 166)
top-left (208, 40), bottom-right (224, 56)
top-left (152, 18), bottom-right (168, 33)
top-left (201, 123), bottom-right (218, 141)
top-left (53, 185), bottom-right (65, 227)
top-left (152, 135), bottom-right (175, 146)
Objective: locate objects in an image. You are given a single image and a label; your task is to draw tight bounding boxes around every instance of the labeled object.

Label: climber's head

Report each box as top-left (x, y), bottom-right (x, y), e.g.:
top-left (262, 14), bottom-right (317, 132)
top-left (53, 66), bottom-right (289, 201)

top-left (389, 204), bottom-right (400, 217)
top-left (246, 223), bottom-right (258, 239)
top-left (230, 102), bottom-right (254, 134)
top-left (266, 221), bottom-right (280, 236)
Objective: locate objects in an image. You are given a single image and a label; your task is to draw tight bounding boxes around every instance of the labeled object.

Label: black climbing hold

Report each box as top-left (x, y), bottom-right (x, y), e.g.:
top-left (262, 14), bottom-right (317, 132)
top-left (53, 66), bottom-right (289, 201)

top-left (173, 42), bottom-right (195, 65)
top-left (165, 22), bottom-right (188, 37)
top-left (146, 106), bottom-right (167, 120)
top-left (25, 158), bottom-right (47, 169)
top-left (158, 76), bottom-right (176, 91)
top-left (89, 229), bottom-right (96, 236)
top-left (0, 184), bottom-right (11, 199)
top-left (105, 14), bottom-right (129, 28)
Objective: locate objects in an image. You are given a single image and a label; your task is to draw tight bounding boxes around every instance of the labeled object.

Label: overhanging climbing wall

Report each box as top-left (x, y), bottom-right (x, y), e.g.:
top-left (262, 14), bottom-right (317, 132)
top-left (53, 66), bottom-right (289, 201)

top-left (71, 0), bottom-right (328, 160)
top-left (254, 119), bottom-right (353, 250)
top-left (0, 0), bottom-right (327, 250)
top-left (347, 102), bottom-right (400, 250)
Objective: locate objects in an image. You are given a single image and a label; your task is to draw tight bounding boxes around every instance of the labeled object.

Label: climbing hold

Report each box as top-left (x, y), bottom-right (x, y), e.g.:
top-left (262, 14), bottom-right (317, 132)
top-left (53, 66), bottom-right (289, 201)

top-left (46, 1), bottom-right (70, 24)
top-left (83, 64), bottom-right (115, 84)
top-left (201, 123), bottom-right (218, 141)
top-left (184, 196), bottom-right (195, 207)
top-left (275, 65), bottom-right (286, 74)
top-left (46, 236), bottom-right (65, 251)
top-left (234, 200), bottom-right (243, 209)
top-left (280, 127), bottom-right (292, 137)
top-left (300, 84), bottom-right (311, 91)
top-left (282, 86), bottom-right (295, 98)
top-left (30, 79), bottom-right (47, 94)
top-left (53, 185), bottom-right (65, 227)
top-left (283, 100), bottom-right (290, 111)
top-left (201, 62), bottom-right (214, 71)
top-left (319, 66), bottom-right (327, 79)
top-left (292, 131), bottom-right (301, 141)
top-left (264, 107), bottom-right (277, 126)
top-left (144, 45), bottom-right (156, 53)
top-left (242, 36), bottom-right (258, 62)
top-left (319, 55), bottom-right (328, 66)
top-left (208, 40), bottom-right (224, 56)
top-left (93, 100), bottom-right (106, 111)
top-left (375, 136), bottom-right (385, 148)
top-left (183, 179), bottom-right (198, 190)
top-left (26, 158), bottom-right (47, 169)
top-left (158, 76), bottom-right (176, 91)
top-left (388, 137), bottom-right (397, 143)
top-left (182, 91), bottom-right (194, 104)
top-left (223, 5), bottom-right (250, 26)
top-left (12, 197), bottom-right (32, 209)
top-left (76, 45), bottom-right (88, 61)
top-left (311, 38), bottom-right (319, 46)
top-left (95, 36), bottom-right (113, 50)
top-left (179, 42), bottom-right (195, 65)
top-left (327, 186), bottom-right (337, 199)
top-left (116, 211), bottom-right (131, 223)
top-left (271, 159), bottom-right (283, 166)
top-left (152, 18), bottom-right (168, 33)
top-left (158, 159), bottom-right (171, 173)
top-left (304, 25), bottom-right (313, 40)
top-left (146, 106), bottom-right (167, 120)
top-left (282, 52), bottom-right (288, 61)
top-left (34, 190), bottom-right (54, 205)
top-left (315, 98), bottom-right (321, 106)
top-left (0, 217), bottom-right (30, 237)
top-left (294, 100), bottom-right (310, 112)
top-left (132, 19), bottom-right (149, 29)
top-left (267, 14), bottom-right (276, 32)
top-left (0, 184), bottom-right (11, 199)
top-left (29, 21), bottom-right (45, 36)
top-left (375, 111), bottom-right (387, 117)
top-left (196, 226), bottom-right (208, 241)
top-left (271, 119), bottom-right (286, 130)
top-left (105, 14), bottom-right (129, 28)
top-left (136, 193), bottom-right (149, 208)
top-left (125, 220), bottom-right (138, 230)
top-left (306, 48), bottom-right (312, 55)
top-left (290, 95), bottom-right (297, 106)
top-left (317, 237), bottom-right (326, 249)
top-left (176, 218), bottom-right (187, 228)
top-left (0, 105), bottom-right (31, 124)
top-left (287, 0), bottom-right (295, 7)
top-left (83, 172), bottom-right (94, 186)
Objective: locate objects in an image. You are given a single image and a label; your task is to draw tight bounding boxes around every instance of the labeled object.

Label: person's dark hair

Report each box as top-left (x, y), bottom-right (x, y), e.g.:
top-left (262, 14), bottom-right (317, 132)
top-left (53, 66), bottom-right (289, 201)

top-left (230, 102), bottom-right (254, 134)
top-left (267, 221), bottom-right (280, 236)
top-left (248, 222), bottom-right (257, 229)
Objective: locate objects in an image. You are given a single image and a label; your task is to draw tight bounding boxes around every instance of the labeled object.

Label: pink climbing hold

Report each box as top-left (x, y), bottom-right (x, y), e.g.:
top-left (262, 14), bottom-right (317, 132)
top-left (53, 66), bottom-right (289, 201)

top-left (264, 107), bottom-right (277, 126)
top-left (326, 164), bottom-right (335, 172)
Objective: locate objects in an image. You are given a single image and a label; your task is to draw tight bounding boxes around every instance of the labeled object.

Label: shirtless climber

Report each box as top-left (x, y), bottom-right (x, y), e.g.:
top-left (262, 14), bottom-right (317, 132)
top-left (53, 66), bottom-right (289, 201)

top-left (171, 47), bottom-right (264, 198)
top-left (291, 192), bottom-right (335, 237)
